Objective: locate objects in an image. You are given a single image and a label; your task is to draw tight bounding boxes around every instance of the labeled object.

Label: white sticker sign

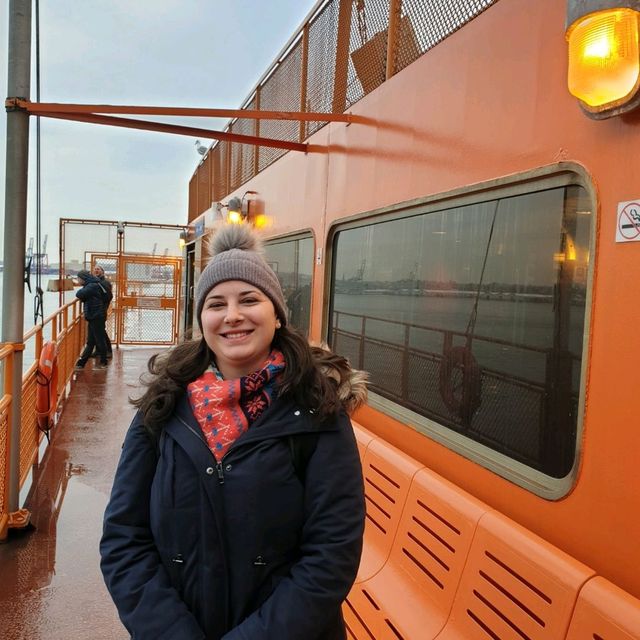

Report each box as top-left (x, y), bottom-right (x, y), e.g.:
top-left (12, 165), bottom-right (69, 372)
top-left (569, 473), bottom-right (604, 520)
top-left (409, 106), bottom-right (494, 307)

top-left (136, 297), bottom-right (162, 309)
top-left (616, 200), bottom-right (640, 243)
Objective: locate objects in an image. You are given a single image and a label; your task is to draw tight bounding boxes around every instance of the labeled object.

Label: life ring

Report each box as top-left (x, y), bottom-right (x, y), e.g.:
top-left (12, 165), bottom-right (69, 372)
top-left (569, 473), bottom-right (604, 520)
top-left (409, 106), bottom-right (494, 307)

top-left (36, 341), bottom-right (59, 431)
top-left (439, 345), bottom-right (482, 423)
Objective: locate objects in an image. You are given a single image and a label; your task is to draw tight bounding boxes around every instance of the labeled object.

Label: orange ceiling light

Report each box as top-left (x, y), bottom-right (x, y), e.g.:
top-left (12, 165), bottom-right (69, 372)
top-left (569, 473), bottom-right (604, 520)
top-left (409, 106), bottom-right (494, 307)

top-left (566, 2), bottom-right (640, 117)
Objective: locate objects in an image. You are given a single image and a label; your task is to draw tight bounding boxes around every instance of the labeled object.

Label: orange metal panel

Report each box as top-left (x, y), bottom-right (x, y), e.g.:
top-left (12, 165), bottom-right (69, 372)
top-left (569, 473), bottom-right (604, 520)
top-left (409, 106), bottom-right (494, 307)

top-left (195, 0), bottom-right (640, 600)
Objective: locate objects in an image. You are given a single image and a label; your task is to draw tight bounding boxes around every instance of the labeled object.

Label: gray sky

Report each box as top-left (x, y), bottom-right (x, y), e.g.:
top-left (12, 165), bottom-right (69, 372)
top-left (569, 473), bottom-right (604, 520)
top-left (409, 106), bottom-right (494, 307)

top-left (1, 0), bottom-right (313, 262)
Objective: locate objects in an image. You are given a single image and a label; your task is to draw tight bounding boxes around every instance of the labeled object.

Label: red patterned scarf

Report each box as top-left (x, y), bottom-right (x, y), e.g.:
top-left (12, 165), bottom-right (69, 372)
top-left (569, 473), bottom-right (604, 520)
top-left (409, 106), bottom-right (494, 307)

top-left (187, 350), bottom-right (286, 461)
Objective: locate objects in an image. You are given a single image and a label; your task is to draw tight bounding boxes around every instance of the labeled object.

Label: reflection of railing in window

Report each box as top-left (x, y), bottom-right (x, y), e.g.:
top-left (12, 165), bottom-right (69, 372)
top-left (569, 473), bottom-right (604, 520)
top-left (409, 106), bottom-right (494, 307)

top-left (331, 310), bottom-right (580, 477)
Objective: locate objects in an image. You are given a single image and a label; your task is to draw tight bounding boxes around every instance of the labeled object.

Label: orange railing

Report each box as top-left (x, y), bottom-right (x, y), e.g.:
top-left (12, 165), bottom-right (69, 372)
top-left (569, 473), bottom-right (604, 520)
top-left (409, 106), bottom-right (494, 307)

top-left (0, 299), bottom-right (85, 538)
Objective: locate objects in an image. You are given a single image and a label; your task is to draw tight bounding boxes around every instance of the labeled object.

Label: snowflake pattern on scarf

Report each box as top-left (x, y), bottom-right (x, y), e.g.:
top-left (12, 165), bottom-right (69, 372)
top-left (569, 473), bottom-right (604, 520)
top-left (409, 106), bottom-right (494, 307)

top-left (187, 350), bottom-right (285, 462)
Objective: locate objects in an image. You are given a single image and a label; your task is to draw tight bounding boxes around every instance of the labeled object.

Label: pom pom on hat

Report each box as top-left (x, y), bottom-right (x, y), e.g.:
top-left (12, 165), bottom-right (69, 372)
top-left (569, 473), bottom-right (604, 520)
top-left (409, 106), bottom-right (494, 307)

top-left (195, 224), bottom-right (288, 327)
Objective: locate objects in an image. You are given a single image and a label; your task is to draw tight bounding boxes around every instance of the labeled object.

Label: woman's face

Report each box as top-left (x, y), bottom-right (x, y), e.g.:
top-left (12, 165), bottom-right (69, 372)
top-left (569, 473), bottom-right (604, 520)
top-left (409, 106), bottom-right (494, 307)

top-left (200, 280), bottom-right (279, 379)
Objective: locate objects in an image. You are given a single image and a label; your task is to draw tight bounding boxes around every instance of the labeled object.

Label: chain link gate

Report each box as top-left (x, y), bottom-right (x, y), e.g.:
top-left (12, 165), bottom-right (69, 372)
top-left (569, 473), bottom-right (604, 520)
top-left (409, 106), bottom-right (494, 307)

top-left (91, 253), bottom-right (182, 346)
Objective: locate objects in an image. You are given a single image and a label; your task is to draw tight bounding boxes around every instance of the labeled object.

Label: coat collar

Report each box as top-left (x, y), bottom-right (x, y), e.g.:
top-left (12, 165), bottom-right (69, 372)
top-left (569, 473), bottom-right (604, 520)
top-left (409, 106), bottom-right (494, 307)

top-left (168, 391), bottom-right (340, 458)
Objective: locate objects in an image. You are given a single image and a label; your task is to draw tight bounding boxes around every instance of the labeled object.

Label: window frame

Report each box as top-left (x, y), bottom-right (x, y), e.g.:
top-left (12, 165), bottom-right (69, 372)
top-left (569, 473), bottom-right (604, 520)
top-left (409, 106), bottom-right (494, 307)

top-left (263, 229), bottom-right (316, 336)
top-left (324, 163), bottom-right (596, 499)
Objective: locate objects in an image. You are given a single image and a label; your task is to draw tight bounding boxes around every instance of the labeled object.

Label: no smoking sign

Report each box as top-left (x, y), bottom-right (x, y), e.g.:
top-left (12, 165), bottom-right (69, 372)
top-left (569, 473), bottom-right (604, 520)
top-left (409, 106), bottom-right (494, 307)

top-left (616, 200), bottom-right (640, 243)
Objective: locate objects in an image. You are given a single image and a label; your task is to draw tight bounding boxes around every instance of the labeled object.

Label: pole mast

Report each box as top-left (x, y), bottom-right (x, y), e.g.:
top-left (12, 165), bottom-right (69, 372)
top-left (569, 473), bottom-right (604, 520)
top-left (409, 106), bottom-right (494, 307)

top-left (3, 0), bottom-right (32, 516)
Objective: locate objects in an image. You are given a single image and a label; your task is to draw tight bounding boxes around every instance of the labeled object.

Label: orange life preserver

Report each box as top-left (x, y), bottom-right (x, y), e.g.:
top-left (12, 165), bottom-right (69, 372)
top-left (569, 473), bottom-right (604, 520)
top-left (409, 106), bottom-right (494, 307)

top-left (439, 345), bottom-right (482, 424)
top-left (36, 341), bottom-right (59, 431)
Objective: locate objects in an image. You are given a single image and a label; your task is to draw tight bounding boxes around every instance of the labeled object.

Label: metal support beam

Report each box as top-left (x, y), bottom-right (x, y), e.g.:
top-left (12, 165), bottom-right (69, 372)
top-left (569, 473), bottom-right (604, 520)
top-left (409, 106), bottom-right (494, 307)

top-left (34, 111), bottom-right (308, 152)
top-left (2, 0), bottom-right (31, 516)
top-left (6, 99), bottom-right (360, 123)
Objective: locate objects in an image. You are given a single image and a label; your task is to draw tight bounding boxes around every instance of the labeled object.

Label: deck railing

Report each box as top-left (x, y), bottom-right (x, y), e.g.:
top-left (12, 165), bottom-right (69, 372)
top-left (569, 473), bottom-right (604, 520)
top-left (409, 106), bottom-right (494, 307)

top-left (0, 299), bottom-right (85, 538)
top-left (331, 309), bottom-right (580, 474)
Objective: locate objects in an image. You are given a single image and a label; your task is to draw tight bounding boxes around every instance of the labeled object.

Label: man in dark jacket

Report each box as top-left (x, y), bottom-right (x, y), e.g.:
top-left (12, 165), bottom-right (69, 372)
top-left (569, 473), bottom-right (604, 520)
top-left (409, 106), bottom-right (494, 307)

top-left (92, 264), bottom-right (113, 359)
top-left (75, 270), bottom-right (109, 369)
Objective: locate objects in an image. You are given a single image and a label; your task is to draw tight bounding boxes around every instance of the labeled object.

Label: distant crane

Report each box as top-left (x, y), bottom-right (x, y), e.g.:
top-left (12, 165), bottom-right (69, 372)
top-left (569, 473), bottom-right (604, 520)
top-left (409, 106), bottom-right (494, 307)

top-left (33, 234), bottom-right (49, 270)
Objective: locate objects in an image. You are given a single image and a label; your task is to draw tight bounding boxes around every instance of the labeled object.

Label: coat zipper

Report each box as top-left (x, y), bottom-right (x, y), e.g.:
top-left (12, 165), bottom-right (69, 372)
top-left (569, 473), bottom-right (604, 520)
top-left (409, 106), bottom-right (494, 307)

top-left (176, 415), bottom-right (228, 485)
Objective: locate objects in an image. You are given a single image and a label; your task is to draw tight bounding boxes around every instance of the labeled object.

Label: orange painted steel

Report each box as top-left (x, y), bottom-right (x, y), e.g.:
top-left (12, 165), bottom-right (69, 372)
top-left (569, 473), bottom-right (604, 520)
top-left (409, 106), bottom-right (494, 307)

top-left (436, 511), bottom-right (595, 640)
top-left (185, 0), bottom-right (640, 606)
top-left (566, 576), bottom-right (640, 640)
top-left (7, 99), bottom-right (359, 123)
top-left (35, 111), bottom-right (308, 152)
top-left (343, 425), bottom-right (640, 640)
top-left (0, 299), bottom-right (85, 540)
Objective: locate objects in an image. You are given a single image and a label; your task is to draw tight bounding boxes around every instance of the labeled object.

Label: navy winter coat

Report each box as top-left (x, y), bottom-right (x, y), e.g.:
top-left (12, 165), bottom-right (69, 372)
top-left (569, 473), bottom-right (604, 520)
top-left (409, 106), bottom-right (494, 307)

top-left (76, 275), bottom-right (107, 320)
top-left (100, 394), bottom-right (365, 640)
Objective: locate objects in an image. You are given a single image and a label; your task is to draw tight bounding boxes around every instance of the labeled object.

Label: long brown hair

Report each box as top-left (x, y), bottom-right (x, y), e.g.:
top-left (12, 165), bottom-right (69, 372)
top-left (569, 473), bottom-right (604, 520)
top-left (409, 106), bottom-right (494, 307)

top-left (132, 326), bottom-right (341, 436)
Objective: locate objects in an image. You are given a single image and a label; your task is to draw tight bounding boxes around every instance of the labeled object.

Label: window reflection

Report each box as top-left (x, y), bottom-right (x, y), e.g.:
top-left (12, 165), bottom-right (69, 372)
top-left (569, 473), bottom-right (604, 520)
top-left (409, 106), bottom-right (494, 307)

top-left (264, 237), bottom-right (314, 336)
top-left (329, 186), bottom-right (591, 478)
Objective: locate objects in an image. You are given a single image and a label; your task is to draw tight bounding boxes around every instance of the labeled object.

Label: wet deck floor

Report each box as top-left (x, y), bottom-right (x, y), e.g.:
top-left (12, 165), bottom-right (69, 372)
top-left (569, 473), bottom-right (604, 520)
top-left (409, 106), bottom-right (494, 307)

top-left (0, 348), bottom-right (163, 640)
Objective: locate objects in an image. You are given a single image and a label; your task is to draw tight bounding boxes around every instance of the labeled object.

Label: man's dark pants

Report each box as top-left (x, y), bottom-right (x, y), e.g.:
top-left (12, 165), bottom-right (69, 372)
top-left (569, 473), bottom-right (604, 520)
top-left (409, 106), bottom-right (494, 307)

top-left (77, 317), bottom-right (108, 366)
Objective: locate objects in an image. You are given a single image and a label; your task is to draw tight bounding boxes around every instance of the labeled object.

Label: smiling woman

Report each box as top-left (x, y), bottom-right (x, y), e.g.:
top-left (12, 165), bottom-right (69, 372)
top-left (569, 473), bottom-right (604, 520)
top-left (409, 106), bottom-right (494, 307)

top-left (200, 282), bottom-right (280, 380)
top-left (100, 223), bottom-right (367, 640)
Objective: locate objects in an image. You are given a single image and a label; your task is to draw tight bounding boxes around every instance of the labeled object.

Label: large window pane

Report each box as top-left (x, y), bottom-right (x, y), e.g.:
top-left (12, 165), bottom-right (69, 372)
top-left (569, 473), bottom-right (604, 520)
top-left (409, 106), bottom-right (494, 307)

top-left (264, 236), bottom-right (314, 336)
top-left (329, 185), bottom-right (591, 478)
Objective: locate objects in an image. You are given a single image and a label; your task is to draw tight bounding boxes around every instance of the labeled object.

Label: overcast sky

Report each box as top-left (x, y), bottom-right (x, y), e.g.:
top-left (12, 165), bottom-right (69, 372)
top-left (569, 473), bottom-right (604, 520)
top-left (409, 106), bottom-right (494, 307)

top-left (1, 0), bottom-right (314, 262)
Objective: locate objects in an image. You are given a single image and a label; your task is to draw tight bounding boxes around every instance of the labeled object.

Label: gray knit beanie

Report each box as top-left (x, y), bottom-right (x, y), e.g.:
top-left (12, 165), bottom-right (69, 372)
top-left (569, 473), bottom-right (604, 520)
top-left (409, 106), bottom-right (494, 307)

top-left (195, 224), bottom-right (288, 327)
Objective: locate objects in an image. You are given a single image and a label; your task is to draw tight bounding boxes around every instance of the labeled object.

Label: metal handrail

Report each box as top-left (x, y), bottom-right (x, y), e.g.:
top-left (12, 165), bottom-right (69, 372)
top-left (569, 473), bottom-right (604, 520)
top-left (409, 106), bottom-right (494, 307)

top-left (0, 298), bottom-right (85, 539)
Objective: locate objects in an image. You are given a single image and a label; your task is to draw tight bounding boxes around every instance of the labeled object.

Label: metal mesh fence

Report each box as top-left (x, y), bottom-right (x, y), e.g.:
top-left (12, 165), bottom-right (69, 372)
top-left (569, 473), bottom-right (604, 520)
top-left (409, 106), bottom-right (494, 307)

top-left (340, 328), bottom-right (548, 467)
top-left (188, 175), bottom-right (198, 220)
top-left (119, 258), bottom-right (180, 344)
top-left (121, 308), bottom-right (176, 344)
top-left (258, 39), bottom-right (304, 172)
top-left (123, 227), bottom-right (183, 258)
top-left (229, 96), bottom-right (257, 191)
top-left (333, 322), bottom-right (580, 473)
top-left (0, 306), bottom-right (87, 536)
top-left (396, 0), bottom-right (496, 73)
top-left (122, 261), bottom-right (177, 297)
top-left (197, 154), bottom-right (212, 214)
top-left (19, 373), bottom-right (38, 483)
top-left (212, 142), bottom-right (228, 203)
top-left (346, 0), bottom-right (390, 107)
top-left (306, 0), bottom-right (340, 137)
top-left (190, 0), bottom-right (500, 218)
top-left (61, 220), bottom-right (183, 300)
top-left (0, 402), bottom-right (7, 515)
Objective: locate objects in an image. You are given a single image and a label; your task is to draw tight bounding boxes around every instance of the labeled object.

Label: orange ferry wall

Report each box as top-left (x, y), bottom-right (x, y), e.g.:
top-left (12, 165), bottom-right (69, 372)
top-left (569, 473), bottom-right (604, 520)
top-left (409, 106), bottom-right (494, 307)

top-left (204, 0), bottom-right (640, 597)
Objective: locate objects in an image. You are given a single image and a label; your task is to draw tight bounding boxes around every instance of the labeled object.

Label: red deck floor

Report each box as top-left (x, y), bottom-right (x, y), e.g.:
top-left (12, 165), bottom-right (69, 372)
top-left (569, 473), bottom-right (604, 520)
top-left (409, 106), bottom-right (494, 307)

top-left (0, 348), bottom-right (163, 640)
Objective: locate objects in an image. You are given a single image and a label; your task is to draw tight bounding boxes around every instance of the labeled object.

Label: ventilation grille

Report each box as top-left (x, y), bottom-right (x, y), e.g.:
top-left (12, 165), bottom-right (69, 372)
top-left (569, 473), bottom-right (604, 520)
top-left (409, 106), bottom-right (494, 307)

top-left (399, 496), bottom-right (462, 591)
top-left (466, 550), bottom-right (553, 640)
top-left (345, 589), bottom-right (406, 640)
top-left (364, 461), bottom-right (402, 537)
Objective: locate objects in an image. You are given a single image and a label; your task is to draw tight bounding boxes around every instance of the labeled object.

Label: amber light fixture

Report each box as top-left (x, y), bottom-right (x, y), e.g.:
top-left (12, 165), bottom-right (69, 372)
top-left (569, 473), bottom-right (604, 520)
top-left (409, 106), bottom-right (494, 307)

top-left (566, 2), bottom-right (640, 117)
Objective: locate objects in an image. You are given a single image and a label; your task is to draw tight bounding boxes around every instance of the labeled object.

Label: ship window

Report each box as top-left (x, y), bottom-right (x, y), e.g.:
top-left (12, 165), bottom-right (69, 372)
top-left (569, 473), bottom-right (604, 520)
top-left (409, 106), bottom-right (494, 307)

top-left (264, 235), bottom-right (314, 337)
top-left (329, 185), bottom-right (592, 479)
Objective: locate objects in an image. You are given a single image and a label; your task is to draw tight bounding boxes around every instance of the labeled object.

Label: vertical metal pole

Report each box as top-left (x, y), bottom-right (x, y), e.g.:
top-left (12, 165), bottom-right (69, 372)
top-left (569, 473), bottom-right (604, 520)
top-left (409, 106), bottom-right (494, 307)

top-left (254, 88), bottom-right (261, 175)
top-left (299, 25), bottom-right (309, 143)
top-left (332, 0), bottom-right (353, 113)
top-left (2, 0), bottom-right (32, 512)
top-left (386, 0), bottom-right (401, 80)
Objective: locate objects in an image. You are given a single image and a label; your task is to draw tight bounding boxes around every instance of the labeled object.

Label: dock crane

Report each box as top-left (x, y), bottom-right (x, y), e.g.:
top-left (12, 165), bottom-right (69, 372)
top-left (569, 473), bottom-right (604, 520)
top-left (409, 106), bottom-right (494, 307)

top-left (34, 234), bottom-right (49, 270)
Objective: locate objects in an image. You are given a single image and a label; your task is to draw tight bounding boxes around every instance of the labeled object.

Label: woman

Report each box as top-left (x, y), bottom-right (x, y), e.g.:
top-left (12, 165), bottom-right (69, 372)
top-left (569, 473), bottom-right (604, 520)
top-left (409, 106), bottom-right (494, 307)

top-left (100, 224), bottom-right (366, 640)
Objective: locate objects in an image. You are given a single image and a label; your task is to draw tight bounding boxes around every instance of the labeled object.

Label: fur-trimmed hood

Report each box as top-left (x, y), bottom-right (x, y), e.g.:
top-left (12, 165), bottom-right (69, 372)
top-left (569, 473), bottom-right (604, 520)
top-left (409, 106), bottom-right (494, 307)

top-left (310, 344), bottom-right (368, 415)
